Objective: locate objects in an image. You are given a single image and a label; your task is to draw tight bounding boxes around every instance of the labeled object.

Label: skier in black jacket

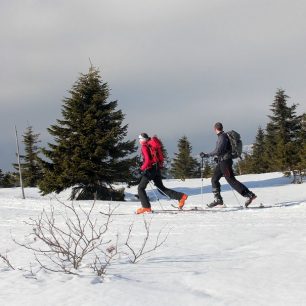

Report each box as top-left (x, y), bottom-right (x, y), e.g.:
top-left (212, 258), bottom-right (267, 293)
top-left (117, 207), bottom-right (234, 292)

top-left (201, 122), bottom-right (256, 208)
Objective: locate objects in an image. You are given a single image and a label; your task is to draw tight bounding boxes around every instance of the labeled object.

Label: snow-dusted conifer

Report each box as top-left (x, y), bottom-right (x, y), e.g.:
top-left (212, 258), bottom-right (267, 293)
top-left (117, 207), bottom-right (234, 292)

top-left (170, 136), bottom-right (199, 180)
top-left (39, 67), bottom-right (137, 200)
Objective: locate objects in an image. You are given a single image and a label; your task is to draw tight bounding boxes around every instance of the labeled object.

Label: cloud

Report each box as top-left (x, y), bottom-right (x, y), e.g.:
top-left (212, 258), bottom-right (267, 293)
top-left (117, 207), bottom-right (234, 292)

top-left (0, 0), bottom-right (306, 170)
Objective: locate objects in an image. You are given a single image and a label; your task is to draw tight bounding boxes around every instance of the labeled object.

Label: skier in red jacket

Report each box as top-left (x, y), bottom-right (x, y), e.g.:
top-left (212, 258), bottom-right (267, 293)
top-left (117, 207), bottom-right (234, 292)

top-left (136, 133), bottom-right (188, 214)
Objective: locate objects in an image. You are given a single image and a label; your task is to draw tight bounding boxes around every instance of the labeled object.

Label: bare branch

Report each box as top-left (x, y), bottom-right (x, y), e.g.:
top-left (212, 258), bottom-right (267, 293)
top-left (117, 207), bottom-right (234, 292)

top-left (0, 252), bottom-right (15, 270)
top-left (91, 234), bottom-right (119, 279)
top-left (124, 216), bottom-right (170, 263)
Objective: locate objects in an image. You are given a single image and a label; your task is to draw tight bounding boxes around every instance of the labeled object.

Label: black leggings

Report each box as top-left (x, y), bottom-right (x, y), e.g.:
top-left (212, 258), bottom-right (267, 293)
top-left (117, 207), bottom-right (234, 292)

top-left (138, 165), bottom-right (184, 208)
top-left (211, 159), bottom-right (248, 195)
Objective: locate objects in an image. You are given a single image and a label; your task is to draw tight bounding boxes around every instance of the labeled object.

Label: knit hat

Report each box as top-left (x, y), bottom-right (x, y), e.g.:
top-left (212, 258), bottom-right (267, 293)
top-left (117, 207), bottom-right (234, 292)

top-left (138, 133), bottom-right (149, 140)
top-left (214, 122), bottom-right (223, 131)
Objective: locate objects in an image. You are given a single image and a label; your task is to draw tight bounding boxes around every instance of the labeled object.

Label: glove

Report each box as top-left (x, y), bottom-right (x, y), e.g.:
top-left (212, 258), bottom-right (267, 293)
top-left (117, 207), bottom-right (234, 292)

top-left (200, 152), bottom-right (209, 158)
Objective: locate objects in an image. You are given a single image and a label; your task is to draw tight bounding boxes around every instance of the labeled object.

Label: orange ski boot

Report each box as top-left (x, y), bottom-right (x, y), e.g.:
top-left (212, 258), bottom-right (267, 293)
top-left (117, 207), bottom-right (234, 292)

top-left (178, 194), bottom-right (188, 209)
top-left (136, 207), bottom-right (152, 214)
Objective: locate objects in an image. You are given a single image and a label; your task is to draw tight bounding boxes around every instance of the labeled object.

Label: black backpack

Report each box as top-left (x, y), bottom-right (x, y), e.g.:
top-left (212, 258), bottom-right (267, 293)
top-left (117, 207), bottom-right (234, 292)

top-left (226, 130), bottom-right (242, 159)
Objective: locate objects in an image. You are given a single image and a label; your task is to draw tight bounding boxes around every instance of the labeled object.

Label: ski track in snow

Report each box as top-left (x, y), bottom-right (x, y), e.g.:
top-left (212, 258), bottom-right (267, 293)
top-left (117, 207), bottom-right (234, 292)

top-left (1, 172), bottom-right (306, 306)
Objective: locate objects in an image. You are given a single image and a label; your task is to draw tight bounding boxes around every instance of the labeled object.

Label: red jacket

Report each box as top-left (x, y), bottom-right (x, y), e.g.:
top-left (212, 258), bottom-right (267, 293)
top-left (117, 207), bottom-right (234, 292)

top-left (140, 143), bottom-right (152, 171)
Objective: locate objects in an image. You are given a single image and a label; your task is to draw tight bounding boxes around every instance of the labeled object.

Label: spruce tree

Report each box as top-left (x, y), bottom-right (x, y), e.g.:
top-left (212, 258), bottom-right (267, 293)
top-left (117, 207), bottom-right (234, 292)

top-left (265, 89), bottom-right (300, 171)
top-left (250, 127), bottom-right (269, 173)
top-left (201, 159), bottom-right (213, 178)
top-left (39, 67), bottom-right (137, 200)
top-left (0, 171), bottom-right (16, 188)
top-left (170, 136), bottom-right (200, 180)
top-left (14, 125), bottom-right (42, 187)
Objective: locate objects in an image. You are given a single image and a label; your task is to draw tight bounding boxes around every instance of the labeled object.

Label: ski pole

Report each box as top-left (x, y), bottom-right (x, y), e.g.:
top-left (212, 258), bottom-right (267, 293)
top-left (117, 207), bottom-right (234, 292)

top-left (155, 185), bottom-right (170, 199)
top-left (230, 185), bottom-right (242, 207)
top-left (154, 185), bottom-right (179, 207)
top-left (149, 181), bottom-right (164, 210)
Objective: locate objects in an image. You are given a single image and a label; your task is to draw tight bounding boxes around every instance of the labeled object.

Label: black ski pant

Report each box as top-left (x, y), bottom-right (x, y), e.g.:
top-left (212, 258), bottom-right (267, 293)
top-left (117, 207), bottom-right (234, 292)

top-left (211, 159), bottom-right (249, 196)
top-left (138, 165), bottom-right (184, 208)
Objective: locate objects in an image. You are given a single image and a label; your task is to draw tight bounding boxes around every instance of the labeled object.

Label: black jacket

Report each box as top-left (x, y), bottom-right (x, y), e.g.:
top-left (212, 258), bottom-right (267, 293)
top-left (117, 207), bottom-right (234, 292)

top-left (208, 131), bottom-right (231, 159)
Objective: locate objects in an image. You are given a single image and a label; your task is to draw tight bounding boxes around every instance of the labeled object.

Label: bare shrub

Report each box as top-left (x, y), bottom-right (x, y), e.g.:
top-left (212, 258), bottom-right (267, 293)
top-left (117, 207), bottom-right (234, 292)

top-left (13, 201), bottom-right (170, 279)
top-left (14, 199), bottom-right (118, 275)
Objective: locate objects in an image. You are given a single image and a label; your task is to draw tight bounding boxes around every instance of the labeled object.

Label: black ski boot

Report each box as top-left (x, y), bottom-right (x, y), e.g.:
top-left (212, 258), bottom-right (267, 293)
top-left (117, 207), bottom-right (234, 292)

top-left (207, 191), bottom-right (224, 208)
top-left (244, 191), bottom-right (257, 208)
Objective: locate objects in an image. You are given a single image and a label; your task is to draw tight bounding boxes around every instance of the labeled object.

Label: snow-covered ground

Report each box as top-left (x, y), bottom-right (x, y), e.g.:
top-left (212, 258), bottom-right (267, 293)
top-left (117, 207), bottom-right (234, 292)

top-left (1, 172), bottom-right (306, 306)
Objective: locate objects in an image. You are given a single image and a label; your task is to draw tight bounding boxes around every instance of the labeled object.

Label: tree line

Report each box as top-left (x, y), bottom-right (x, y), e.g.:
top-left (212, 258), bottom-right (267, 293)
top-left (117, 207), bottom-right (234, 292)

top-left (236, 89), bottom-right (305, 174)
top-left (1, 68), bottom-right (305, 197)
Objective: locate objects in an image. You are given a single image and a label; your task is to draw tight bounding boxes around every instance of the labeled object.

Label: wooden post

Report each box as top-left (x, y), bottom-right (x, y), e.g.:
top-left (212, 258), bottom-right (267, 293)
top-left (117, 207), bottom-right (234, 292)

top-left (15, 125), bottom-right (25, 199)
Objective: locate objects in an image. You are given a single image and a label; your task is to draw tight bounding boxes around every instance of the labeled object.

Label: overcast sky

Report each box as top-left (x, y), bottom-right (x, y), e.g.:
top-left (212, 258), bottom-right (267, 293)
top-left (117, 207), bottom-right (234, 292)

top-left (1, 0), bottom-right (306, 171)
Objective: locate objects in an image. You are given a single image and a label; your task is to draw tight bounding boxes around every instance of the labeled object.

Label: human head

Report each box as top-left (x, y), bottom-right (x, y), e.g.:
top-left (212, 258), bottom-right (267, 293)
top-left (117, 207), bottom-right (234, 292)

top-left (214, 122), bottom-right (223, 133)
top-left (138, 133), bottom-right (150, 144)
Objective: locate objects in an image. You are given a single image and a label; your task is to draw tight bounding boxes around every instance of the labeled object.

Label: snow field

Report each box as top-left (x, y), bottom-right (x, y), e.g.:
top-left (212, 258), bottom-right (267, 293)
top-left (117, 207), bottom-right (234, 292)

top-left (0, 172), bottom-right (306, 306)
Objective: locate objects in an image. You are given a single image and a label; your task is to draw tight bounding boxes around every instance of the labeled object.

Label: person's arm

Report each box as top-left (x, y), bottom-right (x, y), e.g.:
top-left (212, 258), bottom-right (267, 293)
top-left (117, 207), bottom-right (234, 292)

top-left (140, 145), bottom-right (151, 171)
top-left (208, 133), bottom-right (228, 157)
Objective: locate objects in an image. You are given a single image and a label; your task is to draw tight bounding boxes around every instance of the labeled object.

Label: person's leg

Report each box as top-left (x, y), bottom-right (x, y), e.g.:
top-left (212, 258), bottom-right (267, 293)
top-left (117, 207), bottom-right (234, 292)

top-left (153, 168), bottom-right (184, 200)
top-left (137, 174), bottom-right (151, 208)
top-left (153, 168), bottom-right (188, 208)
top-left (209, 163), bottom-right (223, 205)
top-left (220, 159), bottom-right (256, 206)
top-left (220, 160), bottom-right (248, 194)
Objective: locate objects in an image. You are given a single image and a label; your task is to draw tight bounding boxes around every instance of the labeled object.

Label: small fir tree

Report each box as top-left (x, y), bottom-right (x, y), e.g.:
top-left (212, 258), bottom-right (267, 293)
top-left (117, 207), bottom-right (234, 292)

top-left (13, 125), bottom-right (42, 187)
top-left (39, 67), bottom-right (137, 200)
top-left (229, 90), bottom-right (304, 175)
top-left (0, 171), bottom-right (16, 188)
top-left (170, 136), bottom-right (200, 180)
top-left (265, 89), bottom-right (300, 171)
top-left (250, 127), bottom-right (269, 173)
top-left (201, 159), bottom-right (213, 178)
